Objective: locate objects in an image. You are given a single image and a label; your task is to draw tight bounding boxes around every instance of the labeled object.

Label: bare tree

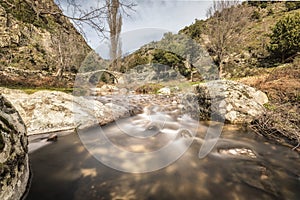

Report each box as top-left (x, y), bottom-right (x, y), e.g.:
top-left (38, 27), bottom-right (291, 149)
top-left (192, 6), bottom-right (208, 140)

top-left (51, 29), bottom-right (73, 80)
top-left (22, 0), bottom-right (136, 76)
top-left (106, 0), bottom-right (122, 71)
top-left (206, 0), bottom-right (250, 78)
top-left (61, 0), bottom-right (135, 71)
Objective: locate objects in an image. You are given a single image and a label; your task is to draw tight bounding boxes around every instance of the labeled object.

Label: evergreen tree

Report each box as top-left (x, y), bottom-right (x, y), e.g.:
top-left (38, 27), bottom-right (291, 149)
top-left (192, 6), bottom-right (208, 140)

top-left (268, 13), bottom-right (300, 61)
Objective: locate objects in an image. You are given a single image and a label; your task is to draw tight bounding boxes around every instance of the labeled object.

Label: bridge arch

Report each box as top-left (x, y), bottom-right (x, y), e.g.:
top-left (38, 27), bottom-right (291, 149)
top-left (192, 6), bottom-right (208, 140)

top-left (79, 70), bottom-right (119, 84)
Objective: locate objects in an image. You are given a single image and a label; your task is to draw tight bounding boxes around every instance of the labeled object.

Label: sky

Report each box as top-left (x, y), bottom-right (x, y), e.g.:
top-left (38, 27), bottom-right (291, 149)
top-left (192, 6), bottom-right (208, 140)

top-left (122, 0), bottom-right (211, 33)
top-left (59, 0), bottom-right (212, 58)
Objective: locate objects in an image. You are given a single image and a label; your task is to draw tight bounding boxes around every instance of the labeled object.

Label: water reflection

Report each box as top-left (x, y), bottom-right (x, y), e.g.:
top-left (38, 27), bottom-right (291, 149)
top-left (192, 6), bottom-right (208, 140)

top-left (26, 124), bottom-right (300, 200)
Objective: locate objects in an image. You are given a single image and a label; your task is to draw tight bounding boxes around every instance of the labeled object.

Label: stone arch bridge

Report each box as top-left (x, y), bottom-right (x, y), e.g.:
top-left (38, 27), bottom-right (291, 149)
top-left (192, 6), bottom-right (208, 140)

top-left (76, 70), bottom-right (122, 84)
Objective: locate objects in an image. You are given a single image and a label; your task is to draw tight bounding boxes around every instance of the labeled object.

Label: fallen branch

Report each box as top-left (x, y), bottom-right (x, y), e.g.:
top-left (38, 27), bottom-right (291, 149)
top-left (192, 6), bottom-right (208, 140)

top-left (250, 108), bottom-right (300, 152)
top-left (28, 124), bottom-right (81, 136)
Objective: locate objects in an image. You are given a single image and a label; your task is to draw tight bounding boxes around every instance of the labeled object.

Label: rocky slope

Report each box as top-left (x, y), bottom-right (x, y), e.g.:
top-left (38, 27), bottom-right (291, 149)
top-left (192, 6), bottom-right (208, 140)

top-left (117, 2), bottom-right (299, 82)
top-left (0, 95), bottom-right (29, 200)
top-left (0, 0), bottom-right (91, 87)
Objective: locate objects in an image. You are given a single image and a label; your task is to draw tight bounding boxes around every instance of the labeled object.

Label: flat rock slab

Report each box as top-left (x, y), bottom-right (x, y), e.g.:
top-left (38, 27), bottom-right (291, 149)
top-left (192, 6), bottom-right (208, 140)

top-left (0, 88), bottom-right (131, 135)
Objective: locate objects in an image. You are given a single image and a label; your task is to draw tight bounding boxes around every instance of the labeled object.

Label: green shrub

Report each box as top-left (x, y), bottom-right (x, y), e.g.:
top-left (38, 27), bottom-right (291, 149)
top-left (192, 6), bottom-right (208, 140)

top-left (263, 103), bottom-right (276, 111)
top-left (268, 13), bottom-right (300, 61)
top-left (285, 1), bottom-right (300, 11)
top-left (247, 1), bottom-right (267, 8)
top-left (179, 19), bottom-right (204, 40)
top-left (260, 2), bottom-right (268, 9)
top-left (267, 8), bottom-right (274, 16)
top-left (251, 10), bottom-right (261, 20)
top-left (124, 54), bottom-right (149, 72)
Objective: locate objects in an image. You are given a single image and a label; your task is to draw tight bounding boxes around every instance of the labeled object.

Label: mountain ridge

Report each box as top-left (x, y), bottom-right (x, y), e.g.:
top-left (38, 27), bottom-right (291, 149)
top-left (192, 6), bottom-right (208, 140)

top-left (0, 0), bottom-right (91, 87)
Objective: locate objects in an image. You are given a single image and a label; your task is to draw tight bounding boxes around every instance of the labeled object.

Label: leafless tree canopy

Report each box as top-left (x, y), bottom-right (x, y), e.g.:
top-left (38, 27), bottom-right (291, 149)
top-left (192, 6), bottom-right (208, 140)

top-left (55, 0), bottom-right (135, 71)
top-left (205, 0), bottom-right (250, 78)
top-left (55, 0), bottom-right (135, 38)
top-left (22, 0), bottom-right (135, 41)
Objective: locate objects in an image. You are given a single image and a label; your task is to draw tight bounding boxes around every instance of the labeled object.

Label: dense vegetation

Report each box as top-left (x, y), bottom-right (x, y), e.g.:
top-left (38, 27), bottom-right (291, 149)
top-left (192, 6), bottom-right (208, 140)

top-left (0, 0), bottom-right (62, 31)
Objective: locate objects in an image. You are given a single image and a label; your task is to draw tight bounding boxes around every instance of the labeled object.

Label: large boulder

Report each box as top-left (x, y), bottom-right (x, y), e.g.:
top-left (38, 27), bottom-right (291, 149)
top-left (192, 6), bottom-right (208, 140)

top-left (0, 95), bottom-right (29, 200)
top-left (193, 80), bottom-right (268, 124)
top-left (0, 88), bottom-right (129, 135)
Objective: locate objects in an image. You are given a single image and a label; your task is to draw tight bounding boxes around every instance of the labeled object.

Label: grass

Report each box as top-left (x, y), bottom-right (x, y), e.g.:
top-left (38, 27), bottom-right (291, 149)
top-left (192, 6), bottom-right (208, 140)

top-left (240, 62), bottom-right (300, 151)
top-left (4, 86), bottom-right (73, 95)
top-left (160, 80), bottom-right (204, 91)
top-left (135, 83), bottom-right (163, 94)
top-left (134, 79), bottom-right (204, 94)
top-left (263, 103), bottom-right (277, 111)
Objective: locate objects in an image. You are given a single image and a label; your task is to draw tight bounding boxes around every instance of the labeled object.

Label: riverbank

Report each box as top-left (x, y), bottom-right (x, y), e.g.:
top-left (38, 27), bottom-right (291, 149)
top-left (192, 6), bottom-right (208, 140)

top-left (0, 86), bottom-right (182, 134)
top-left (1, 74), bottom-right (298, 153)
top-left (238, 63), bottom-right (300, 151)
top-left (1, 78), bottom-right (299, 199)
top-left (0, 87), bottom-right (143, 135)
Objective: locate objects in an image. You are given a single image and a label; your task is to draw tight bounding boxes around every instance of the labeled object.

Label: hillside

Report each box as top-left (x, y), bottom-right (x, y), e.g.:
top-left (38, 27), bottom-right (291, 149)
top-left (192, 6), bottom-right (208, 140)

top-left (176, 1), bottom-right (299, 149)
top-left (180, 1), bottom-right (299, 78)
top-left (121, 33), bottom-right (211, 80)
top-left (118, 1), bottom-right (300, 149)
top-left (118, 32), bottom-right (217, 82)
top-left (0, 0), bottom-right (91, 87)
top-left (119, 2), bottom-right (299, 80)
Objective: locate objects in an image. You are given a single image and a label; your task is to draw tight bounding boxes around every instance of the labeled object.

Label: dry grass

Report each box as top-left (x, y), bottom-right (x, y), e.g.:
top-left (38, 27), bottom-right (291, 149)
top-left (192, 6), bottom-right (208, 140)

top-left (239, 63), bottom-right (300, 151)
top-left (250, 105), bottom-right (300, 151)
top-left (135, 83), bottom-right (163, 94)
top-left (0, 74), bottom-right (74, 88)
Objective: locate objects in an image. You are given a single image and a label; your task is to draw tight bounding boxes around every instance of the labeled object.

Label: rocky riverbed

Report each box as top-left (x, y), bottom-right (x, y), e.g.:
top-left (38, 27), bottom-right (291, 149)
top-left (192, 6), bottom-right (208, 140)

top-left (3, 80), bottom-right (295, 200)
top-left (0, 80), bottom-right (269, 136)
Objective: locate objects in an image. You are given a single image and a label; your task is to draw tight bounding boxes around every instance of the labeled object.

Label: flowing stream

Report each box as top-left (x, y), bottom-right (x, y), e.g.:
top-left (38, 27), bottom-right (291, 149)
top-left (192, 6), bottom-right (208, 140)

top-left (25, 96), bottom-right (300, 200)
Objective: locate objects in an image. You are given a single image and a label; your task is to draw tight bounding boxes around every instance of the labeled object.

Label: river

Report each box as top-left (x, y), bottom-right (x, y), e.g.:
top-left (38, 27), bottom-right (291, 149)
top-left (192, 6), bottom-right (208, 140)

top-left (25, 98), bottom-right (300, 200)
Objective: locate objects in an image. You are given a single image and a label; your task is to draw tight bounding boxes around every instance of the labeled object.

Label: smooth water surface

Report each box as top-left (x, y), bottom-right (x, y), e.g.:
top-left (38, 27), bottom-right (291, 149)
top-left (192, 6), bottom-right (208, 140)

top-left (25, 104), bottom-right (300, 200)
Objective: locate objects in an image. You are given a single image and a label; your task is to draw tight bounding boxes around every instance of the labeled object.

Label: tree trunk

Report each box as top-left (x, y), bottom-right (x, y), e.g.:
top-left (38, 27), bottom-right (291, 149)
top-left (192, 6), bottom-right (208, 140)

top-left (107, 0), bottom-right (122, 71)
top-left (218, 62), bottom-right (223, 79)
top-left (55, 41), bottom-right (64, 80)
top-left (281, 53), bottom-right (285, 63)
